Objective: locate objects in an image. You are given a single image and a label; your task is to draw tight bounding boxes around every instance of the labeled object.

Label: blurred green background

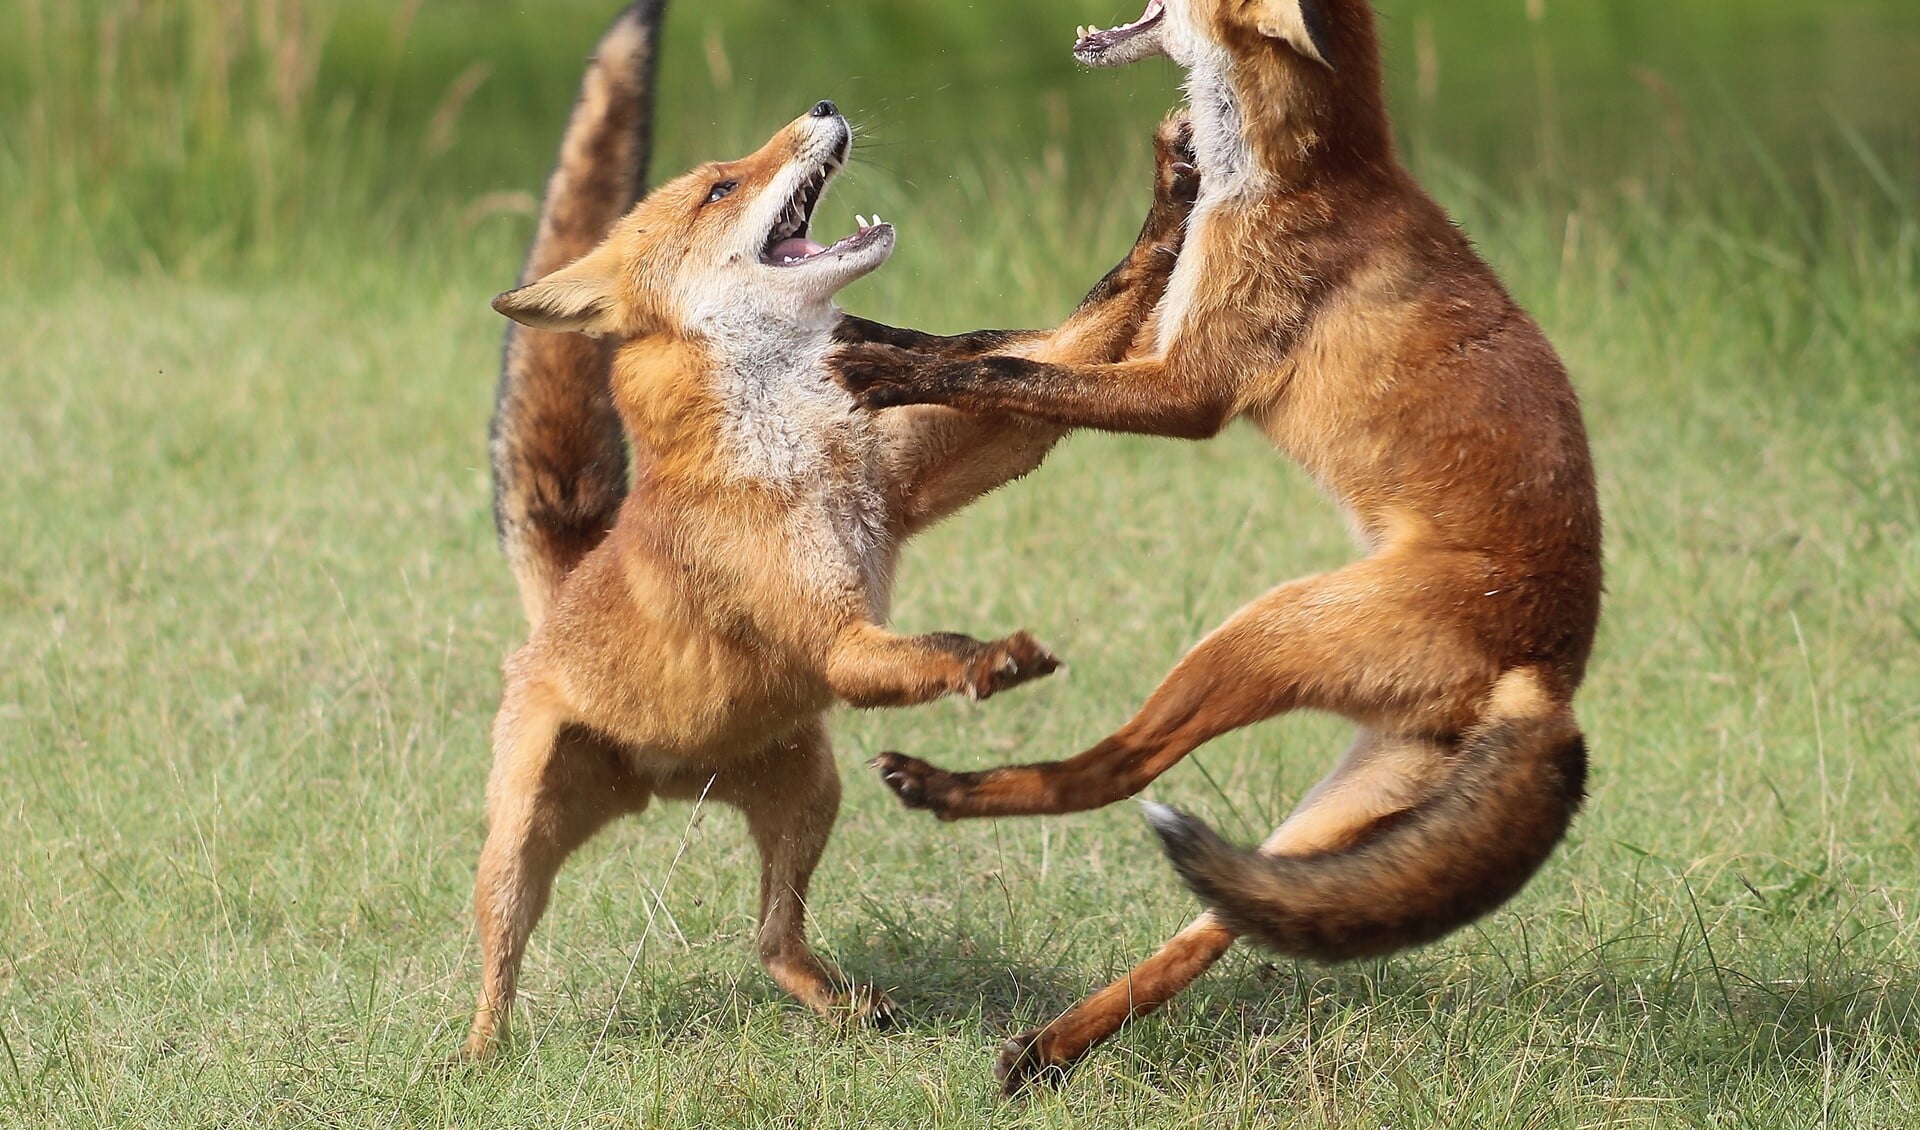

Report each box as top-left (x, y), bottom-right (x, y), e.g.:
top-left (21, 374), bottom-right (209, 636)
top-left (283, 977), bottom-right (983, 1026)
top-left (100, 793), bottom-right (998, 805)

top-left (5, 0), bottom-right (1917, 279)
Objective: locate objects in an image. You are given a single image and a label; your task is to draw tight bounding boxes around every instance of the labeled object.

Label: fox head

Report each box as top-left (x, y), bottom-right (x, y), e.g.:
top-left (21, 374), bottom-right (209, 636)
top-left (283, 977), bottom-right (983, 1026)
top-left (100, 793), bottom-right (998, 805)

top-left (494, 102), bottom-right (894, 341)
top-left (1075, 0), bottom-right (1339, 71)
top-left (1073, 0), bottom-right (1387, 179)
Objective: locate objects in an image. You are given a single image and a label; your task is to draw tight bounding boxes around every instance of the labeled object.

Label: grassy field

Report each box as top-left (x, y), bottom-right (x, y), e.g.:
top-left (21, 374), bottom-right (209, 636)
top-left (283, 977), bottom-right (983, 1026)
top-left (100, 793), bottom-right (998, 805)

top-left (4, 1), bottom-right (1920, 1126)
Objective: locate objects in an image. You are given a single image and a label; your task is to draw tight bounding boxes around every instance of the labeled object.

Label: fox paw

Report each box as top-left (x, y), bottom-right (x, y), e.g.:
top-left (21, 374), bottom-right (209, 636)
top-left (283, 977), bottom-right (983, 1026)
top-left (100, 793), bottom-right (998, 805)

top-left (1156, 111), bottom-right (1197, 167)
top-left (964, 631), bottom-right (1060, 700)
top-left (437, 1050), bottom-right (488, 1078)
top-left (996, 1028), bottom-right (1074, 1095)
top-left (845, 984), bottom-right (902, 1029)
top-left (832, 342), bottom-right (940, 409)
top-left (871, 751), bottom-right (974, 820)
top-left (1152, 112), bottom-right (1199, 207)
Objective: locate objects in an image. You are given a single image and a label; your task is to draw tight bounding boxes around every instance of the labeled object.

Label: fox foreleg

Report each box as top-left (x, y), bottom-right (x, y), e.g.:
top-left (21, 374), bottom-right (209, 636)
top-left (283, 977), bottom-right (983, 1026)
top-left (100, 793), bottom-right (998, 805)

top-left (837, 352), bottom-right (1231, 441)
top-left (832, 317), bottom-right (1040, 361)
top-left (825, 624), bottom-right (1061, 709)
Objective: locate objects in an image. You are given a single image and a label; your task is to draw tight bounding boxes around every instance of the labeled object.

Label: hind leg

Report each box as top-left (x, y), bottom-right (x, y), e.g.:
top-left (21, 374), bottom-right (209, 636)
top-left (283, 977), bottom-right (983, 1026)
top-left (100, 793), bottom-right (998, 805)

top-left (463, 683), bottom-right (650, 1061)
top-left (996, 729), bottom-right (1449, 1092)
top-left (876, 549), bottom-right (1501, 820)
top-left (686, 720), bottom-right (897, 1025)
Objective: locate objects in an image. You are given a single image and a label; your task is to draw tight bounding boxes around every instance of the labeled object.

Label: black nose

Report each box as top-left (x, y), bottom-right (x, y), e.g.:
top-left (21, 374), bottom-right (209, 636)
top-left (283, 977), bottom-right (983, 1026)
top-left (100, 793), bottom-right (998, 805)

top-left (809, 100), bottom-right (838, 119)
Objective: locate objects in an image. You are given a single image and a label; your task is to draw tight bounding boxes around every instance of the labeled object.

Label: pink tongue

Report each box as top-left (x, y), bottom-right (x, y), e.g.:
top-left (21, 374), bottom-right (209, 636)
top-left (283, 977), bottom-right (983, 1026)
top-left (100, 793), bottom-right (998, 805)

top-left (771, 237), bottom-right (826, 261)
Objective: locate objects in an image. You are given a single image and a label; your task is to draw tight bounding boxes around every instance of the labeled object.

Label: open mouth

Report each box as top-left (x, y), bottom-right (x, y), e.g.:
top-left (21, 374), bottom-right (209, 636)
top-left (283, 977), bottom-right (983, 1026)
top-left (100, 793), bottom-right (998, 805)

top-left (1074, 0), bottom-right (1165, 64)
top-left (760, 143), bottom-right (887, 268)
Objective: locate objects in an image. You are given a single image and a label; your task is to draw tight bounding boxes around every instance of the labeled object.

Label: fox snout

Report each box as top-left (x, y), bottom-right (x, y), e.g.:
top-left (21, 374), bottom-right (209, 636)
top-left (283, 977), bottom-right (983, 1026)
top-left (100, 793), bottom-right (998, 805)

top-left (781, 101), bottom-right (851, 167)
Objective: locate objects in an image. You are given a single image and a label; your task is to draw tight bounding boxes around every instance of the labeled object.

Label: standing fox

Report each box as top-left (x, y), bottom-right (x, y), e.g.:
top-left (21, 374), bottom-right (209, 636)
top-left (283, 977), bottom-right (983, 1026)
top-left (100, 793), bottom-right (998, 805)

top-left (470, 2), bottom-right (1198, 1060)
top-left (836, 0), bottom-right (1602, 1090)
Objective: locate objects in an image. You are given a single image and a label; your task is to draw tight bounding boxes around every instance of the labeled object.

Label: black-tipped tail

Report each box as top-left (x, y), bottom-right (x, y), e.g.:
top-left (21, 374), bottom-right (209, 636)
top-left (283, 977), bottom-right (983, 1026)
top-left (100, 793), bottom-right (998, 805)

top-left (490, 1), bottom-right (668, 627)
top-left (1148, 715), bottom-right (1587, 963)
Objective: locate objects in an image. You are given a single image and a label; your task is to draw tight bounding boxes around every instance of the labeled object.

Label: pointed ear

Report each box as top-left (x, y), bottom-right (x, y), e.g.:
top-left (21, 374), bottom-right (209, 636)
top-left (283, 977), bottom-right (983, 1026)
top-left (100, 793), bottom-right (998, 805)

top-left (1250, 0), bottom-right (1337, 71)
top-left (491, 246), bottom-right (622, 338)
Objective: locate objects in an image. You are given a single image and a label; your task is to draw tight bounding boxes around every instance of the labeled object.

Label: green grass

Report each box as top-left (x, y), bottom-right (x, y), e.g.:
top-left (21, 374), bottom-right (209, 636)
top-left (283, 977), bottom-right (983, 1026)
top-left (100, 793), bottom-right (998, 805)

top-left (5, 0), bottom-right (1920, 1126)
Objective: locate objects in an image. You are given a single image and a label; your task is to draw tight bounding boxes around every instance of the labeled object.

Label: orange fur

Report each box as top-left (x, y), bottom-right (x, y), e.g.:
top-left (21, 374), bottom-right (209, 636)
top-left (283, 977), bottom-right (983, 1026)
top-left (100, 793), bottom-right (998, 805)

top-left (835, 0), bottom-right (1602, 1091)
top-left (462, 38), bottom-right (1196, 1058)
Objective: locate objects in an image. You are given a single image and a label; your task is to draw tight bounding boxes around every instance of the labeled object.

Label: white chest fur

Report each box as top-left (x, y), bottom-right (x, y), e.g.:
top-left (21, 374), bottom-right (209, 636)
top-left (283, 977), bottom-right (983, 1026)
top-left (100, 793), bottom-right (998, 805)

top-left (712, 331), bottom-right (843, 483)
top-left (707, 323), bottom-right (896, 618)
top-left (1156, 54), bottom-right (1252, 355)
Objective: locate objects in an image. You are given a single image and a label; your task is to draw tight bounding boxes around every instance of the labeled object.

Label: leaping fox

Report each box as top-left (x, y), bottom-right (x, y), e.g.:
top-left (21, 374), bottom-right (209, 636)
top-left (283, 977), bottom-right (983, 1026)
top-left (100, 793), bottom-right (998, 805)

top-left (836, 0), bottom-right (1602, 1091)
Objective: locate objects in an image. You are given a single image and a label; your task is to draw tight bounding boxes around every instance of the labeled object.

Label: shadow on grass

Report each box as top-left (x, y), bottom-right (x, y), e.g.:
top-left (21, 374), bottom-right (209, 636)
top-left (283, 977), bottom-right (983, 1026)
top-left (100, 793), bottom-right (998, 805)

top-left (536, 912), bottom-right (1920, 1089)
top-left (871, 936), bottom-right (1920, 1081)
top-left (583, 934), bottom-right (1091, 1049)
top-left (1166, 954), bottom-right (1920, 1075)
top-left (834, 932), bottom-right (1091, 1033)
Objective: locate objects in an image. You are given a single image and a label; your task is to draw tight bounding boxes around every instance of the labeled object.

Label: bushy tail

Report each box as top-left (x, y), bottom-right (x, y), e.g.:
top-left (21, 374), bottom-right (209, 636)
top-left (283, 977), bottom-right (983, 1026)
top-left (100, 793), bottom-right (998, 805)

top-left (489, 1), bottom-right (668, 628)
top-left (1145, 697), bottom-right (1588, 962)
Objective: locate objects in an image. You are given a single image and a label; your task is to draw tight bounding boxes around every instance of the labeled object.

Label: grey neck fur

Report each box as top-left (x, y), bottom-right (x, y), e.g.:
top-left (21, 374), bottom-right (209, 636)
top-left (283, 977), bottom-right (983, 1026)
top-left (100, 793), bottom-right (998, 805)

top-left (698, 303), bottom-right (864, 489)
top-left (1185, 50), bottom-right (1255, 200)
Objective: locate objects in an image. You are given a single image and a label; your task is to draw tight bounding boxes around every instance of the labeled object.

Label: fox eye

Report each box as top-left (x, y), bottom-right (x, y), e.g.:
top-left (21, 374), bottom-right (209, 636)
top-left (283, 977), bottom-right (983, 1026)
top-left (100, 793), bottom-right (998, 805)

top-left (704, 180), bottom-right (738, 205)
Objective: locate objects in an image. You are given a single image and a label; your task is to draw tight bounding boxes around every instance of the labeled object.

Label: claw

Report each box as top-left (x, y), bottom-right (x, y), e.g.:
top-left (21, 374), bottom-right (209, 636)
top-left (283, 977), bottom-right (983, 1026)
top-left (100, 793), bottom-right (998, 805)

top-left (872, 752), bottom-right (931, 808)
top-left (996, 1030), bottom-right (1073, 1095)
top-left (850, 985), bottom-right (901, 1030)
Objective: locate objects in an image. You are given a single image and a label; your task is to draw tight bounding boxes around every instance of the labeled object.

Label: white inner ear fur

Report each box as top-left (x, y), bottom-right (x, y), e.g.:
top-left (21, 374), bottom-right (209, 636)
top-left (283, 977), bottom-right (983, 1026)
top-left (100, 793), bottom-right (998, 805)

top-left (1253, 0), bottom-right (1334, 69)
